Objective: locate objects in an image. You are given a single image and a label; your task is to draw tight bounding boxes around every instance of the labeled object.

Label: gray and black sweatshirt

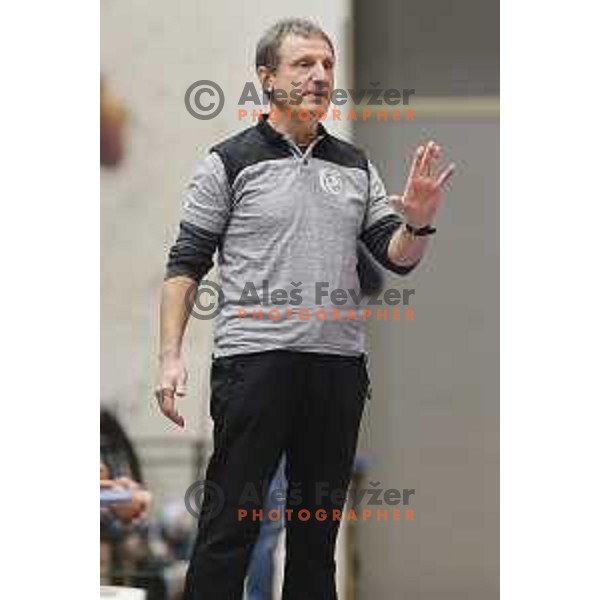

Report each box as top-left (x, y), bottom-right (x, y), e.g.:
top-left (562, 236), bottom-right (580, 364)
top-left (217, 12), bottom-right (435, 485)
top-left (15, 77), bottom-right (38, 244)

top-left (166, 113), bottom-right (413, 358)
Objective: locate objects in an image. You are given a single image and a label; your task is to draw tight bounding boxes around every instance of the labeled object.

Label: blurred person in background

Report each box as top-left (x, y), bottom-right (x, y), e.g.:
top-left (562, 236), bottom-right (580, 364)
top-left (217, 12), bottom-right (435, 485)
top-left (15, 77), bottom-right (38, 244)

top-left (244, 458), bottom-right (286, 600)
top-left (156, 17), bottom-right (454, 600)
top-left (100, 410), bottom-right (165, 598)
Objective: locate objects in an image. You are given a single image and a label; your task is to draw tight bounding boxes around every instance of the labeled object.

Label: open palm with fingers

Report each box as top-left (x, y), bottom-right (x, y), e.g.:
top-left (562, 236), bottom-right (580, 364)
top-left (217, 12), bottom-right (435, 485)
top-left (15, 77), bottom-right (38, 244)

top-left (390, 140), bottom-right (455, 228)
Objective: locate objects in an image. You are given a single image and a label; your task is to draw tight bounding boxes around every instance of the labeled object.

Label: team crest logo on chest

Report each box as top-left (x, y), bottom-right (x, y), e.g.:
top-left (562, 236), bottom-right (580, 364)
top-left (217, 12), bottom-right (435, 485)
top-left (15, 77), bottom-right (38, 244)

top-left (319, 167), bottom-right (343, 195)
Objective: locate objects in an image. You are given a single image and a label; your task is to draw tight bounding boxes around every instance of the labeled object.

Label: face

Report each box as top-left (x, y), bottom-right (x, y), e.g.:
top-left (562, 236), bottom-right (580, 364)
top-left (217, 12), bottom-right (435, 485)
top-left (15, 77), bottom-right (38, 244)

top-left (261, 34), bottom-right (335, 116)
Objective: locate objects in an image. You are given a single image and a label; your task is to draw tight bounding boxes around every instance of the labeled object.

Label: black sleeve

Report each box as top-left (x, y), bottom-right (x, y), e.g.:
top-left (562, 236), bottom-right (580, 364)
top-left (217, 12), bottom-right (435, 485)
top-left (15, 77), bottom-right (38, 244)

top-left (360, 214), bottom-right (418, 276)
top-left (164, 220), bottom-right (221, 282)
top-left (356, 241), bottom-right (385, 294)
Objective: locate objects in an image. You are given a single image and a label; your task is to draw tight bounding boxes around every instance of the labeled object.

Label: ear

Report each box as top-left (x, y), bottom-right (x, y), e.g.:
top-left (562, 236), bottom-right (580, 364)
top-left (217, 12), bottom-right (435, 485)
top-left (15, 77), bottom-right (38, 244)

top-left (257, 66), bottom-right (274, 93)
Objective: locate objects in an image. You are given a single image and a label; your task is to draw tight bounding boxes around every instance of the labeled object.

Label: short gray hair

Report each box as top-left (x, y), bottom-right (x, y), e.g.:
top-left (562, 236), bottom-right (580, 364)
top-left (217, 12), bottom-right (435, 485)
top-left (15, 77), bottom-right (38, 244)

top-left (255, 18), bottom-right (335, 73)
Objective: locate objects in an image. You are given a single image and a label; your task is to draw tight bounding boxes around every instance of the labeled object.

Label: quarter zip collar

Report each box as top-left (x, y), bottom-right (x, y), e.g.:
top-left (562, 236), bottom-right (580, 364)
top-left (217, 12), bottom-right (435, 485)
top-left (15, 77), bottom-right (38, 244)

top-left (288, 134), bottom-right (324, 162)
top-left (256, 112), bottom-right (327, 162)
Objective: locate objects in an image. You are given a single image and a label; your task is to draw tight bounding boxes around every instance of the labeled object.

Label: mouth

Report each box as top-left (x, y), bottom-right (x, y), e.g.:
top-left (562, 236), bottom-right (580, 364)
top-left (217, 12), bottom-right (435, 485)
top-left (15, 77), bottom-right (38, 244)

top-left (303, 91), bottom-right (329, 99)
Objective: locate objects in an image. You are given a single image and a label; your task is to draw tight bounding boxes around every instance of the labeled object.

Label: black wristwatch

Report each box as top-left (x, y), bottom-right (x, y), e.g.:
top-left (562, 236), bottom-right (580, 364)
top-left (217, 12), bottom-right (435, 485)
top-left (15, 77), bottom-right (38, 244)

top-left (404, 223), bottom-right (437, 236)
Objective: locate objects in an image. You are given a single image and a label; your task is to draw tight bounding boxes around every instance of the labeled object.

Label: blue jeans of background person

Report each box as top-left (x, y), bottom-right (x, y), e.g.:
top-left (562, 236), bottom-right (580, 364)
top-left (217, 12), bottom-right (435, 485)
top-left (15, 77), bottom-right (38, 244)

top-left (244, 456), bottom-right (287, 600)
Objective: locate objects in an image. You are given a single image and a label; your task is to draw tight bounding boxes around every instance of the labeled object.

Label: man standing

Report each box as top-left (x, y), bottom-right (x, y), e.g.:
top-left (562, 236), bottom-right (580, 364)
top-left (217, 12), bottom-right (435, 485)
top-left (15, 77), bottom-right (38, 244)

top-left (156, 18), bottom-right (454, 600)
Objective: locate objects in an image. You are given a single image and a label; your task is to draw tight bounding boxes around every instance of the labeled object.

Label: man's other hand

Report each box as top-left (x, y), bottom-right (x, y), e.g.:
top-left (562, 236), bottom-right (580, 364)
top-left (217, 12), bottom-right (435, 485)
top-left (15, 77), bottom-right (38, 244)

top-left (155, 353), bottom-right (187, 428)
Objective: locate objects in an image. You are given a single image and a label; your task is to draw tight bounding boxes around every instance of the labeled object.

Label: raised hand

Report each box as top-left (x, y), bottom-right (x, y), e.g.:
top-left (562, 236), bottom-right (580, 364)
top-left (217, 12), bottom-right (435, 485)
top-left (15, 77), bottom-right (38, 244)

top-left (390, 140), bottom-right (455, 228)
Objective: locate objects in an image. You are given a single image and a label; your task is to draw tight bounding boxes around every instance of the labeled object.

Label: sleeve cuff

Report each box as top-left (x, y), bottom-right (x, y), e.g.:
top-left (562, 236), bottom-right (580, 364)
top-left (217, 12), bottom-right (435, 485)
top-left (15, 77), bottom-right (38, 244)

top-left (360, 214), bottom-right (418, 276)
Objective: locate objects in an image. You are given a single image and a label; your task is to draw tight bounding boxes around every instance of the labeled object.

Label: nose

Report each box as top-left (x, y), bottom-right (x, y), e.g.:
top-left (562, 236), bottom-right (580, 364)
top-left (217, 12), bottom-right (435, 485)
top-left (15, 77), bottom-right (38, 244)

top-left (310, 61), bottom-right (328, 82)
